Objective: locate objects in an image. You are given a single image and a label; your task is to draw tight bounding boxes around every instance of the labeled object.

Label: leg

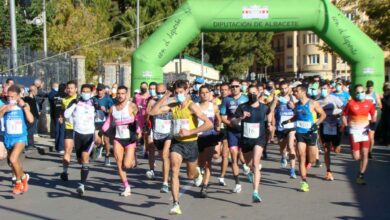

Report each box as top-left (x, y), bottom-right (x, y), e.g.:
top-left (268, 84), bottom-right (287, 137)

top-left (297, 142), bottom-right (307, 180)
top-left (324, 142), bottom-right (331, 172)
top-left (123, 145), bottom-right (136, 169)
top-left (307, 145), bottom-right (318, 164)
top-left (220, 139), bottom-right (229, 178)
top-left (8, 143), bottom-right (26, 180)
top-left (230, 147), bottom-right (240, 182)
top-left (113, 142), bottom-right (126, 183)
top-left (160, 139), bottom-right (171, 185)
top-left (201, 147), bottom-right (214, 186)
top-left (63, 138), bottom-right (74, 173)
top-left (252, 146), bottom-right (263, 192)
top-left (170, 152), bottom-right (183, 203)
top-left (148, 139), bottom-right (156, 171)
top-left (288, 131), bottom-right (296, 169)
top-left (360, 147), bottom-right (369, 173)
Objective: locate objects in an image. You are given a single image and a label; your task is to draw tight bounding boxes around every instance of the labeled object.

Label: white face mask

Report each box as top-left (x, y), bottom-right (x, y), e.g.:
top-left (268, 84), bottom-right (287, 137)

top-left (9, 100), bottom-right (17, 105)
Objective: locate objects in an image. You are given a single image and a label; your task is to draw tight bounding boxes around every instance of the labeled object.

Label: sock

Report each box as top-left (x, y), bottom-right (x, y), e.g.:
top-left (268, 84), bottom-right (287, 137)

top-left (123, 180), bottom-right (129, 188)
top-left (302, 178), bottom-right (307, 182)
top-left (359, 173), bottom-right (364, 178)
top-left (81, 164), bottom-right (89, 184)
top-left (234, 175), bottom-right (240, 184)
top-left (63, 165), bottom-right (68, 174)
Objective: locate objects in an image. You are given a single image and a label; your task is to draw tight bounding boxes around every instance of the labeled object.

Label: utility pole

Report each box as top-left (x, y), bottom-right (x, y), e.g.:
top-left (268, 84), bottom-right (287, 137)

top-left (9, 0), bottom-right (18, 75)
top-left (136, 0), bottom-right (140, 48)
top-left (43, 0), bottom-right (47, 58)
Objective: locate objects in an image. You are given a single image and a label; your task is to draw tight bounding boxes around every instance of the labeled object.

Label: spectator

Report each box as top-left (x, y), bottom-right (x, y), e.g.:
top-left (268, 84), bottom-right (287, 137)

top-left (48, 82), bottom-right (59, 138)
top-left (23, 85), bottom-right (40, 151)
top-left (53, 83), bottom-right (67, 153)
top-left (34, 79), bottom-right (48, 135)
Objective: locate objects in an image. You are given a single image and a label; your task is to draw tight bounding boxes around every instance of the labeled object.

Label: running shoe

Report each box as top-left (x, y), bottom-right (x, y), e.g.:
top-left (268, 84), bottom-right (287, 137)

top-left (12, 181), bottom-right (24, 195)
top-left (11, 176), bottom-right (16, 187)
top-left (259, 163), bottom-right (262, 171)
top-left (313, 159), bottom-right (322, 168)
top-left (194, 167), bottom-right (203, 187)
top-left (160, 183), bottom-right (169, 193)
top-left (232, 184), bottom-right (242, 193)
top-left (252, 191), bottom-right (262, 203)
top-left (305, 162), bottom-right (312, 170)
top-left (289, 168), bottom-right (297, 179)
top-left (325, 172), bottom-right (334, 181)
top-left (243, 164), bottom-right (250, 175)
top-left (169, 203), bottom-right (182, 215)
top-left (146, 170), bottom-right (155, 180)
top-left (356, 176), bottom-right (366, 185)
top-left (121, 186), bottom-right (131, 197)
top-left (21, 174), bottom-right (30, 193)
top-left (104, 156), bottom-right (111, 166)
top-left (200, 185), bottom-right (208, 198)
top-left (334, 146), bottom-right (341, 154)
top-left (280, 157), bottom-right (288, 168)
top-left (97, 146), bottom-right (103, 159)
top-left (300, 181), bottom-right (310, 192)
top-left (60, 172), bottom-right (69, 181)
top-left (247, 172), bottom-right (253, 183)
top-left (76, 183), bottom-right (85, 196)
top-left (218, 177), bottom-right (226, 186)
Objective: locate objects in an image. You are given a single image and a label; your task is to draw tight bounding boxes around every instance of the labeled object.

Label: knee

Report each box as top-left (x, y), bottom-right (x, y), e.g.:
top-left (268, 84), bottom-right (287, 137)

top-left (8, 156), bottom-right (18, 166)
top-left (123, 161), bottom-right (134, 169)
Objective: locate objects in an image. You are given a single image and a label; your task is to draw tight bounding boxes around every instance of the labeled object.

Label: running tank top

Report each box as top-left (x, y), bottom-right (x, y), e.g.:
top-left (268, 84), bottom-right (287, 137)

top-left (172, 100), bottom-right (198, 142)
top-left (4, 105), bottom-right (27, 138)
top-left (197, 102), bottom-right (216, 137)
top-left (296, 100), bottom-right (315, 134)
top-left (72, 99), bottom-right (96, 134)
top-left (112, 102), bottom-right (135, 139)
top-left (152, 105), bottom-right (173, 141)
top-left (275, 97), bottom-right (295, 131)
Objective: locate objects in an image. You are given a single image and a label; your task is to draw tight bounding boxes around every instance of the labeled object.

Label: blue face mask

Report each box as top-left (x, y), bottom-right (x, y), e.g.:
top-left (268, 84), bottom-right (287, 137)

top-left (321, 89), bottom-right (328, 97)
top-left (336, 85), bottom-right (342, 92)
top-left (157, 94), bottom-right (164, 99)
top-left (279, 96), bottom-right (288, 104)
top-left (176, 93), bottom-right (186, 103)
top-left (356, 92), bottom-right (366, 101)
top-left (312, 90), bottom-right (318, 97)
top-left (149, 89), bottom-right (156, 97)
top-left (81, 93), bottom-right (91, 101)
top-left (241, 85), bottom-right (247, 92)
top-left (53, 87), bottom-right (58, 92)
top-left (307, 88), bottom-right (313, 97)
top-left (331, 83), bottom-right (336, 88)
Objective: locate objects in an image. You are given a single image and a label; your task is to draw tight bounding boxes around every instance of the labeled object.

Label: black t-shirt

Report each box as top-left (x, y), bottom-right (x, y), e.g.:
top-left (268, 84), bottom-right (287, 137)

top-left (23, 96), bottom-right (40, 119)
top-left (234, 102), bottom-right (269, 141)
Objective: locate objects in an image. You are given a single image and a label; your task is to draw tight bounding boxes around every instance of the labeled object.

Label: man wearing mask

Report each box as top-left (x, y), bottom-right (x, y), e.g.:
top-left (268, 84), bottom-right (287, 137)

top-left (241, 81), bottom-right (249, 95)
top-left (342, 84), bottom-right (376, 185)
top-left (333, 81), bottom-right (350, 107)
top-left (134, 82), bottom-right (150, 156)
top-left (48, 82), bottom-right (59, 139)
top-left (191, 76), bottom-right (205, 103)
top-left (145, 82), bottom-right (159, 178)
top-left (318, 83), bottom-right (343, 181)
top-left (23, 85), bottom-right (40, 152)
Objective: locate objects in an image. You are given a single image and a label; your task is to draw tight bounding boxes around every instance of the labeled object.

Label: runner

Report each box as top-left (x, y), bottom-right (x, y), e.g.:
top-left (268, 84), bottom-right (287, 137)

top-left (333, 80), bottom-right (350, 107)
top-left (64, 84), bottom-right (99, 195)
top-left (145, 82), bottom-right (158, 179)
top-left (149, 79), bottom-right (212, 215)
top-left (317, 83), bottom-right (343, 181)
top-left (196, 85), bottom-right (222, 198)
top-left (234, 85), bottom-right (273, 202)
top-left (365, 80), bottom-right (382, 159)
top-left (220, 78), bottom-right (249, 193)
top-left (0, 85), bottom-right (34, 194)
top-left (342, 84), bottom-right (376, 185)
top-left (60, 80), bottom-right (78, 181)
top-left (102, 86), bottom-right (139, 196)
top-left (134, 82), bottom-right (150, 158)
top-left (270, 81), bottom-right (297, 178)
top-left (291, 85), bottom-right (326, 192)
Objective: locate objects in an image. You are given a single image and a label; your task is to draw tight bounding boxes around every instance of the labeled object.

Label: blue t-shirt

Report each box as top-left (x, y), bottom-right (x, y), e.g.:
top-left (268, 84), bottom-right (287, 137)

top-left (332, 91), bottom-right (350, 107)
top-left (220, 94), bottom-right (249, 118)
top-left (4, 105), bottom-right (28, 138)
top-left (94, 95), bottom-right (114, 112)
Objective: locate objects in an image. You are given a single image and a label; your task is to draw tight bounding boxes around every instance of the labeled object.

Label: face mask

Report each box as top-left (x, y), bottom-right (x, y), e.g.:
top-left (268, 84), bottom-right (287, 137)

top-left (53, 87), bottom-right (58, 92)
top-left (157, 94), bottom-right (164, 99)
top-left (248, 93), bottom-right (258, 104)
top-left (81, 93), bottom-right (92, 100)
top-left (241, 85), bottom-right (247, 92)
top-left (307, 88), bottom-right (313, 97)
top-left (193, 84), bottom-right (201, 91)
top-left (112, 88), bottom-right (117, 94)
top-left (336, 85), bottom-right (342, 92)
top-left (311, 90), bottom-right (318, 97)
top-left (321, 89), bottom-right (328, 97)
top-left (176, 93), bottom-right (186, 103)
top-left (331, 83), bottom-right (336, 88)
top-left (149, 89), bottom-right (156, 97)
top-left (9, 100), bottom-right (17, 105)
top-left (279, 96), bottom-right (288, 104)
top-left (140, 88), bottom-right (147, 94)
top-left (356, 92), bottom-right (365, 101)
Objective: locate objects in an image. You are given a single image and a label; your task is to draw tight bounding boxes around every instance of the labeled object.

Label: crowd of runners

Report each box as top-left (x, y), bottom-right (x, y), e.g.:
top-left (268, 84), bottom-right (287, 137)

top-left (0, 75), bottom-right (386, 215)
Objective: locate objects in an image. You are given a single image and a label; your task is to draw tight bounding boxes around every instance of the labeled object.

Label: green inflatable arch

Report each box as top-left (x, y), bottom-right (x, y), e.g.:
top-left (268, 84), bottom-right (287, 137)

top-left (131, 0), bottom-right (384, 93)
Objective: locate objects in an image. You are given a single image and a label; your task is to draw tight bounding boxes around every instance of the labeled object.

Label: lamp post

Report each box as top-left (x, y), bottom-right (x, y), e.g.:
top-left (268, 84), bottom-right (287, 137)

top-left (9, 0), bottom-right (18, 76)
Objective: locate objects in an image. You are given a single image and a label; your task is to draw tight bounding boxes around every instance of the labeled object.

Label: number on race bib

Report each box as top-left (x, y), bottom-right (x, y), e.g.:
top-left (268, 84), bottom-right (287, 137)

top-left (243, 122), bottom-right (260, 139)
top-left (116, 125), bottom-right (130, 139)
top-left (6, 119), bottom-right (23, 135)
top-left (155, 119), bottom-right (171, 134)
top-left (350, 129), bottom-right (369, 143)
top-left (323, 123), bottom-right (337, 135)
top-left (297, 121), bottom-right (312, 129)
top-left (173, 119), bottom-right (190, 136)
top-left (281, 115), bottom-right (294, 129)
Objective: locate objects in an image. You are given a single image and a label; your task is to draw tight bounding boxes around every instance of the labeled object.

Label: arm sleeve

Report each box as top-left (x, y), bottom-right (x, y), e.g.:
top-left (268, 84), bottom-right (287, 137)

top-left (219, 98), bottom-right (227, 116)
top-left (63, 103), bottom-right (76, 119)
top-left (369, 103), bottom-right (376, 119)
top-left (102, 114), bottom-right (113, 132)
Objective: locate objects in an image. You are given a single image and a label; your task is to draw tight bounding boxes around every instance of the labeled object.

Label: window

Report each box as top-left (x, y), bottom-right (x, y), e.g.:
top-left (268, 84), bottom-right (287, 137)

top-left (287, 36), bottom-right (293, 48)
top-left (303, 34), bottom-right (307, 44)
top-left (287, 56), bottom-right (293, 68)
top-left (324, 53), bottom-right (329, 64)
top-left (305, 33), bottom-right (319, 44)
top-left (306, 54), bottom-right (320, 65)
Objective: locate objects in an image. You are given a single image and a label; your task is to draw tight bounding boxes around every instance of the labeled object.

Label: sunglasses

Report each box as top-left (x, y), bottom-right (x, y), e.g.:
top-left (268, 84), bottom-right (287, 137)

top-left (357, 91), bottom-right (365, 94)
top-left (230, 85), bottom-right (240, 88)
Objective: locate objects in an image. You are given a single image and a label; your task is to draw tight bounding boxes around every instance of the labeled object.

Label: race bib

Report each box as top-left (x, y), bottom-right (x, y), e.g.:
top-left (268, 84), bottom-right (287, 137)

top-left (243, 122), bottom-right (260, 139)
top-left (116, 125), bottom-right (130, 139)
top-left (350, 128), bottom-right (369, 143)
top-left (323, 123), bottom-right (337, 135)
top-left (296, 121), bottom-right (312, 129)
top-left (281, 115), bottom-right (294, 129)
top-left (155, 119), bottom-right (171, 134)
top-left (173, 119), bottom-right (190, 135)
top-left (6, 118), bottom-right (23, 135)
top-left (95, 110), bottom-right (106, 123)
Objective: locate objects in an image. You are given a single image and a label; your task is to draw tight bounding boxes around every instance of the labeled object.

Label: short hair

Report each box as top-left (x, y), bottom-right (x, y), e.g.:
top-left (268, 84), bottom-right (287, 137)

top-left (140, 82), bottom-right (148, 87)
top-left (6, 78), bottom-right (14, 84)
top-left (149, 82), bottom-right (157, 88)
top-left (220, 83), bottom-right (230, 88)
top-left (280, 81), bottom-right (289, 87)
top-left (199, 85), bottom-right (210, 92)
top-left (248, 85), bottom-right (258, 91)
top-left (81, 84), bottom-right (93, 91)
top-left (118, 85), bottom-right (128, 92)
top-left (366, 80), bottom-right (374, 88)
top-left (229, 77), bottom-right (240, 84)
top-left (7, 85), bottom-right (21, 94)
top-left (174, 80), bottom-right (188, 90)
top-left (66, 80), bottom-right (77, 87)
top-left (296, 84), bottom-right (308, 93)
top-left (354, 84), bottom-right (363, 91)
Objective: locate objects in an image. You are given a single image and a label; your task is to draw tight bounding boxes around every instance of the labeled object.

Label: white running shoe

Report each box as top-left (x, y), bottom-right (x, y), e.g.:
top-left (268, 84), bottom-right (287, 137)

top-left (243, 164), bottom-right (250, 175)
top-left (76, 184), bottom-right (85, 196)
top-left (120, 186), bottom-right (131, 197)
top-left (194, 167), bottom-right (203, 187)
top-left (232, 184), bottom-right (242, 193)
top-left (146, 170), bottom-right (155, 180)
top-left (218, 177), bottom-right (226, 186)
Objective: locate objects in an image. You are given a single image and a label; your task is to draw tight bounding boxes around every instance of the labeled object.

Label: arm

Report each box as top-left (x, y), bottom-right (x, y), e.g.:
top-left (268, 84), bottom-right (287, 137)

top-left (63, 102), bottom-right (77, 119)
top-left (186, 103), bottom-right (213, 136)
top-left (17, 99), bottom-right (34, 124)
top-left (0, 105), bottom-right (8, 118)
top-left (313, 101), bottom-right (326, 125)
top-left (376, 93), bottom-right (382, 109)
top-left (101, 107), bottom-right (113, 132)
top-left (149, 92), bottom-right (172, 116)
top-left (214, 104), bottom-right (221, 132)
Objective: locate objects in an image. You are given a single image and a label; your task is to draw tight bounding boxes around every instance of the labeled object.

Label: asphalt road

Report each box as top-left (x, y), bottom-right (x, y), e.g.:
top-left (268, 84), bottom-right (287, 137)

top-left (1, 136), bottom-right (389, 220)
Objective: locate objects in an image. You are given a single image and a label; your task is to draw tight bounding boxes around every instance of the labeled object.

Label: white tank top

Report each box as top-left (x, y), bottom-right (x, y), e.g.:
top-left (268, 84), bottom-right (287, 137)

top-left (112, 102), bottom-right (134, 139)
